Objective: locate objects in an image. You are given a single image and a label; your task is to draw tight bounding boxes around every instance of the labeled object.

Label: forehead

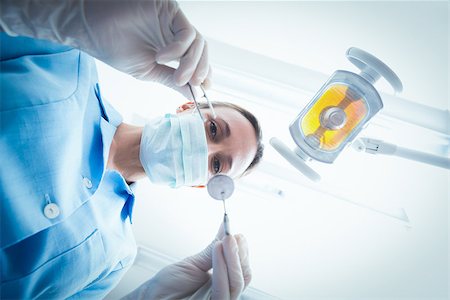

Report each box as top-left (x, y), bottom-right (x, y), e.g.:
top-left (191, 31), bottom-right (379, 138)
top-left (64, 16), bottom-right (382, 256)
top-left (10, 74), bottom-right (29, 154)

top-left (200, 106), bottom-right (248, 127)
top-left (208, 106), bottom-right (245, 120)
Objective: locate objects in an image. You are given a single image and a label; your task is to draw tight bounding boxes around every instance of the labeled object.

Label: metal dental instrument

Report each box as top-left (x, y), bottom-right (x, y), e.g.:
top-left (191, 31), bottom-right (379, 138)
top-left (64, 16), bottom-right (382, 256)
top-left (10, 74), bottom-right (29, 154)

top-left (188, 84), bottom-right (229, 234)
top-left (222, 197), bottom-right (230, 236)
top-left (207, 174), bottom-right (234, 236)
top-left (187, 83), bottom-right (205, 122)
top-left (187, 83), bottom-right (217, 122)
top-left (200, 85), bottom-right (217, 119)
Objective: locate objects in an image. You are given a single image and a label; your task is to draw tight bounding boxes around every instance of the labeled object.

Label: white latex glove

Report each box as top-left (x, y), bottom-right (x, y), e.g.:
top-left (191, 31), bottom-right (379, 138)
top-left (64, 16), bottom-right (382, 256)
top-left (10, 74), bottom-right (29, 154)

top-left (123, 223), bottom-right (251, 300)
top-left (0, 0), bottom-right (211, 99)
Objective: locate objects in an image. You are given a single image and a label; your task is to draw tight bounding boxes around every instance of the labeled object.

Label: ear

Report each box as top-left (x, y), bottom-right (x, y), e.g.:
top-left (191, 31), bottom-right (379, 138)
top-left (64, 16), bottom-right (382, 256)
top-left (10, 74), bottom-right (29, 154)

top-left (176, 101), bottom-right (196, 113)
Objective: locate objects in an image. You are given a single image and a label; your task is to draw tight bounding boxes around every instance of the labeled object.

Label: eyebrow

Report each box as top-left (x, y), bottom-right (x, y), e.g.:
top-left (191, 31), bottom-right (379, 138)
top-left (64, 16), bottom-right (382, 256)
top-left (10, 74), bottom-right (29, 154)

top-left (218, 118), bottom-right (230, 138)
top-left (224, 154), bottom-right (233, 173)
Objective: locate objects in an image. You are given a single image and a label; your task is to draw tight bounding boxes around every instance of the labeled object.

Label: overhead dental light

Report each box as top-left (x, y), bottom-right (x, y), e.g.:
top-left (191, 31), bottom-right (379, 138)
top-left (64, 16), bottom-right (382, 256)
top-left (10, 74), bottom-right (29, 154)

top-left (271, 47), bottom-right (403, 181)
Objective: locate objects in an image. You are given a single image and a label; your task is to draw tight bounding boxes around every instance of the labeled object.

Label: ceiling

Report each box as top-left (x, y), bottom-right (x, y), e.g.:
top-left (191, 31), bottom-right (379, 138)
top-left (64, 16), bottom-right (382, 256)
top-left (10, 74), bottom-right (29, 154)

top-left (180, 1), bottom-right (448, 111)
top-left (103, 2), bottom-right (449, 299)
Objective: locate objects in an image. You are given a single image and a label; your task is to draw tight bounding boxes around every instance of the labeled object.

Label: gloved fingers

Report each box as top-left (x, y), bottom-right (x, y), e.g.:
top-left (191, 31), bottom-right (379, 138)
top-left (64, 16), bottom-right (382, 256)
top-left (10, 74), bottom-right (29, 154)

top-left (212, 241), bottom-right (231, 300)
top-left (222, 235), bottom-right (245, 300)
top-left (184, 238), bottom-right (217, 273)
top-left (185, 220), bottom-right (229, 273)
top-left (156, 10), bottom-right (196, 64)
top-left (144, 64), bottom-right (199, 100)
top-left (235, 234), bottom-right (252, 289)
top-left (191, 221), bottom-right (226, 273)
top-left (143, 64), bottom-right (173, 82)
top-left (202, 66), bottom-right (213, 90)
top-left (215, 221), bottom-right (226, 241)
top-left (189, 39), bottom-right (210, 86)
top-left (173, 33), bottom-right (206, 86)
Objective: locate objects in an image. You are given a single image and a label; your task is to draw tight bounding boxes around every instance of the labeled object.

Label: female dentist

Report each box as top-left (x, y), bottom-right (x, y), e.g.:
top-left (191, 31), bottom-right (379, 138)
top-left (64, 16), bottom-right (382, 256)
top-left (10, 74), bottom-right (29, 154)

top-left (0, 1), bottom-right (259, 299)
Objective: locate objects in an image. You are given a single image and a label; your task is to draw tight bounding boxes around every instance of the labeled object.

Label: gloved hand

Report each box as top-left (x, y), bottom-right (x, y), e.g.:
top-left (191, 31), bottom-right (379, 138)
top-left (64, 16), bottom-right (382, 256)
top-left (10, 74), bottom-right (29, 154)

top-left (0, 0), bottom-right (210, 99)
top-left (123, 223), bottom-right (251, 300)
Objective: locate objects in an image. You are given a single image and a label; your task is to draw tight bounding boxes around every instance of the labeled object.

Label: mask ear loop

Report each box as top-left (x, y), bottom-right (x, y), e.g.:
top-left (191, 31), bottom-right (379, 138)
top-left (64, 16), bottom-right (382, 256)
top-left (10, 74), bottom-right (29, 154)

top-left (187, 83), bottom-right (205, 122)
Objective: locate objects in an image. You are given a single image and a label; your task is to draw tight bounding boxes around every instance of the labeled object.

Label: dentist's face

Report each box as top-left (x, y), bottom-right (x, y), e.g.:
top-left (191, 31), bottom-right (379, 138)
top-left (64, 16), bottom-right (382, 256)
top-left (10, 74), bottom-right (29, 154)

top-left (178, 105), bottom-right (257, 179)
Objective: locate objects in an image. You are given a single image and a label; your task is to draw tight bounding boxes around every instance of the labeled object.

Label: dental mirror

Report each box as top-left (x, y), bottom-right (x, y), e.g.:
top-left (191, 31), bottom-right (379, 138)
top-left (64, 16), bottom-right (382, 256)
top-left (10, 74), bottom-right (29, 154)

top-left (207, 174), bottom-right (234, 200)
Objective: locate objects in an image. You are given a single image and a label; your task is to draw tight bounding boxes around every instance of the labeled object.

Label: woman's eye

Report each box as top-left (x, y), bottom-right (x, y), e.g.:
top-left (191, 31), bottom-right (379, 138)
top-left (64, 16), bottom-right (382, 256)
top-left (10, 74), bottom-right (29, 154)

top-left (209, 121), bottom-right (217, 139)
top-left (213, 157), bottom-right (221, 174)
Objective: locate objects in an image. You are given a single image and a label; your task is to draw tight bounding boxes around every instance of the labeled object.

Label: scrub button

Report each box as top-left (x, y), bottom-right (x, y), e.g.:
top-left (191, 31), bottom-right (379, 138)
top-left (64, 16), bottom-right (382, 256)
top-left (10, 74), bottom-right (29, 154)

top-left (44, 203), bottom-right (60, 219)
top-left (83, 177), bottom-right (93, 189)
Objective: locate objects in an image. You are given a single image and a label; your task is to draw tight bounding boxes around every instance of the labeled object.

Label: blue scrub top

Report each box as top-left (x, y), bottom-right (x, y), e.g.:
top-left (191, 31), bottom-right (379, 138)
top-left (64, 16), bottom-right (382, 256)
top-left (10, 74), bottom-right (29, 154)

top-left (0, 33), bottom-right (137, 298)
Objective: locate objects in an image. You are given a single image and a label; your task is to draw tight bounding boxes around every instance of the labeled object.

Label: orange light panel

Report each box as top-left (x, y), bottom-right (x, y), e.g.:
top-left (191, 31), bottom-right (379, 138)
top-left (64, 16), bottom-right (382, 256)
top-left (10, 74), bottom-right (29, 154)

top-left (300, 84), bottom-right (368, 151)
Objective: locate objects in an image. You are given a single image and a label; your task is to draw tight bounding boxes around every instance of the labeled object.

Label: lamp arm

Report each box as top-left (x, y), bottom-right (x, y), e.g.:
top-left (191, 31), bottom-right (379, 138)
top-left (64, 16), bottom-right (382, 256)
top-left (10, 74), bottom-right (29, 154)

top-left (354, 138), bottom-right (450, 169)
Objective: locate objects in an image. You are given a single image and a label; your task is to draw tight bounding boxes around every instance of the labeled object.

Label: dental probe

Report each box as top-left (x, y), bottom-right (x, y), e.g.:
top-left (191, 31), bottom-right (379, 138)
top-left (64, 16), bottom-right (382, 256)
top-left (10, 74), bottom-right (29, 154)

top-left (207, 174), bottom-right (234, 236)
top-left (221, 193), bottom-right (230, 236)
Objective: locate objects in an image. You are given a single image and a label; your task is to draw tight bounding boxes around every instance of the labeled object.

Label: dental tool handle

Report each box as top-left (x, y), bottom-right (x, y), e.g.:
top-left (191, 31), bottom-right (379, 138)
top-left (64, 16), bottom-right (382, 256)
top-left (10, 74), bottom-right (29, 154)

top-left (223, 213), bottom-right (230, 236)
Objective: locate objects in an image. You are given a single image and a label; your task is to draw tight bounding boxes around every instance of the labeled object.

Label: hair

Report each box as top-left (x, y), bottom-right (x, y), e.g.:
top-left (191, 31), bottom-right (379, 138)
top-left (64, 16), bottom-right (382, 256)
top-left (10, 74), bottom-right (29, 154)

top-left (197, 101), bottom-right (264, 176)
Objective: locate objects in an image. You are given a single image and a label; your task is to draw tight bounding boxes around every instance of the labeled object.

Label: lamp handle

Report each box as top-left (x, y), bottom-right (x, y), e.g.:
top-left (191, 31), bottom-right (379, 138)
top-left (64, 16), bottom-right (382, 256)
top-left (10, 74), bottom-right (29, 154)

top-left (270, 137), bottom-right (321, 182)
top-left (346, 47), bottom-right (403, 94)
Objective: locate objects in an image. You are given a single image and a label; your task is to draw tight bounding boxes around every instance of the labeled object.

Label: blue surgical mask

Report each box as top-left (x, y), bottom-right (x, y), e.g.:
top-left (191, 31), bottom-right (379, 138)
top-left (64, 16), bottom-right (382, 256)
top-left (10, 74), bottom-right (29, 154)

top-left (139, 113), bottom-right (208, 188)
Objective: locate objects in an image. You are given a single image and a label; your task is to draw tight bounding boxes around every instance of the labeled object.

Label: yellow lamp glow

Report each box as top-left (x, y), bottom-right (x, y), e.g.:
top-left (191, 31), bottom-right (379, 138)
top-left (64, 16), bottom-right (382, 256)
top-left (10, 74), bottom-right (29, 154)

top-left (300, 84), bottom-right (368, 151)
